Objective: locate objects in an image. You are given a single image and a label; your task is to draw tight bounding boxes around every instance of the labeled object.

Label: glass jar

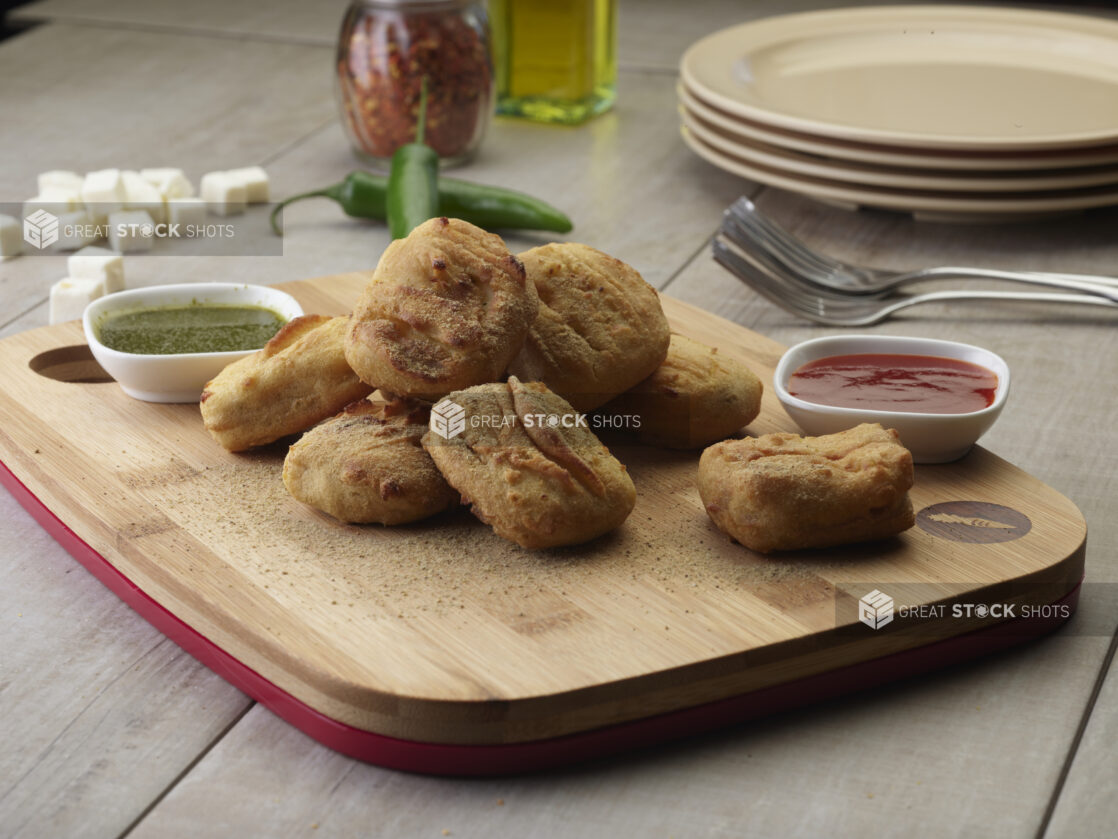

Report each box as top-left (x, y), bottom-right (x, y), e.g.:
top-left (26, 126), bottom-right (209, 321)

top-left (489, 0), bottom-right (617, 125)
top-left (336, 0), bottom-right (493, 167)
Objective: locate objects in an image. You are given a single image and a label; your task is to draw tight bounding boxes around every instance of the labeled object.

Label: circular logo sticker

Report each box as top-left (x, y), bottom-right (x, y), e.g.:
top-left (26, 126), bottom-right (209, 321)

top-left (916, 501), bottom-right (1031, 544)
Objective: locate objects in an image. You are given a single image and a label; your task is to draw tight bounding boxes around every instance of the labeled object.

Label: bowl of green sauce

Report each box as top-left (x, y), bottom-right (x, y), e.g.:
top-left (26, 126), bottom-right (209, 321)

top-left (83, 283), bottom-right (304, 402)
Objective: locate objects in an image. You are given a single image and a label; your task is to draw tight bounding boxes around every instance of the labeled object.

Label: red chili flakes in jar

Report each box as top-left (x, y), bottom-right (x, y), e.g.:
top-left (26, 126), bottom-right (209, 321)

top-left (336, 0), bottom-right (493, 165)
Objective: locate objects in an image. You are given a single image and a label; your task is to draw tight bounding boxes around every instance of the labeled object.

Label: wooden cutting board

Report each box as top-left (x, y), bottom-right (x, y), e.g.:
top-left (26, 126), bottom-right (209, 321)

top-left (0, 273), bottom-right (1085, 755)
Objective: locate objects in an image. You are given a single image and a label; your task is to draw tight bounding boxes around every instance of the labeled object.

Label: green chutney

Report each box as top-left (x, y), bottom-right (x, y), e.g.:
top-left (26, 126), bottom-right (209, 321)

top-left (97, 303), bottom-right (287, 355)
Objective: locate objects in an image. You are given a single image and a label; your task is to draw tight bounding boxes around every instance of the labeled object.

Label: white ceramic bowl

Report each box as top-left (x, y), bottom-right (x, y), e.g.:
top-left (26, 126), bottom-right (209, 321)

top-left (83, 283), bottom-right (304, 403)
top-left (773, 334), bottom-right (1010, 463)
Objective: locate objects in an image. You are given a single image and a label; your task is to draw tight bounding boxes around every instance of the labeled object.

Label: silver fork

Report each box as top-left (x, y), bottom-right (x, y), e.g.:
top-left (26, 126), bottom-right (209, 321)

top-left (725, 197), bottom-right (1118, 302)
top-left (712, 236), bottom-right (1118, 326)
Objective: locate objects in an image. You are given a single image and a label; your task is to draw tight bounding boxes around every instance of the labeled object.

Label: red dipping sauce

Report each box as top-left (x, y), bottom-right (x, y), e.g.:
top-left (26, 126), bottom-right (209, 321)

top-left (788, 353), bottom-right (998, 414)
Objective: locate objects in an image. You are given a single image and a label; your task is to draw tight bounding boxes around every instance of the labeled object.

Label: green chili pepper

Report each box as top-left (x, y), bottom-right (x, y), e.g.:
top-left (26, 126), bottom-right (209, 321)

top-left (270, 173), bottom-right (573, 236)
top-left (435, 182), bottom-right (572, 234)
top-left (270, 173), bottom-right (389, 235)
top-left (387, 77), bottom-right (439, 240)
top-left (270, 80), bottom-right (573, 239)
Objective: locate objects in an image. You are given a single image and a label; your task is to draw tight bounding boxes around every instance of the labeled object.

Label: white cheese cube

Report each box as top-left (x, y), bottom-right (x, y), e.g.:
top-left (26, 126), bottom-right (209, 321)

top-left (24, 188), bottom-right (83, 217)
top-left (81, 168), bottom-right (128, 216)
top-left (200, 171), bottom-right (247, 216)
top-left (38, 170), bottom-right (84, 193)
top-left (68, 245), bottom-right (125, 293)
top-left (166, 197), bottom-right (207, 233)
top-left (108, 210), bottom-right (155, 253)
top-left (225, 166), bottom-right (270, 203)
top-left (50, 210), bottom-right (99, 251)
top-left (0, 214), bottom-right (22, 259)
top-left (85, 206), bottom-right (110, 227)
top-left (50, 277), bottom-right (105, 325)
top-left (140, 168), bottom-right (195, 199)
top-left (122, 170), bottom-right (167, 224)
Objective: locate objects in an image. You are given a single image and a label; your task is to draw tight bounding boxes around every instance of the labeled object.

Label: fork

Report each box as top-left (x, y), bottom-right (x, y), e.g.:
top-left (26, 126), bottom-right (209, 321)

top-left (724, 197), bottom-right (1118, 302)
top-left (712, 236), bottom-right (1118, 326)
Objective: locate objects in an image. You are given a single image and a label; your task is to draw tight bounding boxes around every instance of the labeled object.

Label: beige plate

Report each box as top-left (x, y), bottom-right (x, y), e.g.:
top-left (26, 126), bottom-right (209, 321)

top-left (679, 82), bottom-right (1118, 173)
top-left (681, 5), bottom-right (1118, 151)
top-left (681, 126), bottom-right (1118, 222)
top-left (681, 107), bottom-right (1118, 193)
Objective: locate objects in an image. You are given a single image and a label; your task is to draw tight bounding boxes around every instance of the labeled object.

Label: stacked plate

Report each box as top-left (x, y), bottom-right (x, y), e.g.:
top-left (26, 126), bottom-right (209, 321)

top-left (678, 5), bottom-right (1118, 221)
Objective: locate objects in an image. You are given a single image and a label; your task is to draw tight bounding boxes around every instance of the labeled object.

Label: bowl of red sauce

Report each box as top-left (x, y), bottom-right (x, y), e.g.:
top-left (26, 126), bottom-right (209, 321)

top-left (773, 335), bottom-right (1010, 463)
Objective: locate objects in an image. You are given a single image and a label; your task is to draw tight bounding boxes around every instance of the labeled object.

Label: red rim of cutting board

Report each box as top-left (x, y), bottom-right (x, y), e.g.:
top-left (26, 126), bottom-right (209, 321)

top-left (1, 459), bottom-right (1081, 776)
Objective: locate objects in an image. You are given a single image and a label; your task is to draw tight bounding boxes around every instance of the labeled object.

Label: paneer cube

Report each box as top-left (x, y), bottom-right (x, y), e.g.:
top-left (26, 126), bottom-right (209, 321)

top-left (81, 168), bottom-right (128, 215)
top-left (200, 171), bottom-right (247, 216)
top-left (68, 245), bottom-right (125, 293)
top-left (225, 166), bottom-right (270, 203)
top-left (0, 214), bottom-right (22, 259)
top-left (24, 188), bottom-right (83, 217)
top-left (122, 170), bottom-right (167, 224)
top-left (108, 210), bottom-right (156, 253)
top-left (51, 210), bottom-right (100, 251)
top-left (37, 170), bottom-right (85, 193)
top-left (50, 277), bottom-right (105, 324)
top-left (140, 167), bottom-right (195, 199)
top-left (166, 197), bottom-right (207, 232)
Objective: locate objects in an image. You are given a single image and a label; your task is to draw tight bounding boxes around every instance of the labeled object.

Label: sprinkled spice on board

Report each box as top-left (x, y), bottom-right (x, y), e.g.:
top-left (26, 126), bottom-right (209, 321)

top-left (96, 303), bottom-right (286, 355)
top-left (336, 1), bottom-right (493, 163)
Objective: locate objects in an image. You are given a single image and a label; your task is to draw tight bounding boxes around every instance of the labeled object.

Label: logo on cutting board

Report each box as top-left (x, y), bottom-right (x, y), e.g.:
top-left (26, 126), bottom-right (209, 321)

top-left (916, 501), bottom-right (1031, 544)
top-left (429, 398), bottom-right (466, 440)
top-left (859, 589), bottom-right (894, 630)
top-left (24, 209), bottom-right (59, 250)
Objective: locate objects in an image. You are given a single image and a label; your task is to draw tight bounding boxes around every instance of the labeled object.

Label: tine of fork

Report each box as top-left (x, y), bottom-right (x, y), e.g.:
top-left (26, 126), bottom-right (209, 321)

top-left (728, 198), bottom-right (838, 277)
top-left (720, 213), bottom-right (823, 285)
top-left (712, 238), bottom-right (836, 323)
top-left (716, 226), bottom-right (869, 305)
top-left (714, 234), bottom-right (901, 325)
top-left (711, 239), bottom-right (795, 309)
top-left (722, 206), bottom-right (846, 292)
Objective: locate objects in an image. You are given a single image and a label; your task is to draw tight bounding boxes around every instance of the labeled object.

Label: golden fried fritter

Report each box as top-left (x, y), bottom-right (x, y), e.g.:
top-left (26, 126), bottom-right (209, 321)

top-left (697, 423), bottom-right (914, 553)
top-left (603, 334), bottom-right (763, 449)
top-left (200, 314), bottom-right (374, 452)
top-left (283, 396), bottom-right (456, 525)
top-left (422, 377), bottom-right (636, 549)
top-left (507, 243), bottom-right (670, 412)
top-left (345, 217), bottom-right (538, 400)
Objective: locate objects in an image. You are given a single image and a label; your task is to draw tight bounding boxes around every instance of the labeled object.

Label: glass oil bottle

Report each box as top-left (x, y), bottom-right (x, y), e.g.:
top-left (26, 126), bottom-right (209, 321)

top-left (489, 0), bottom-right (617, 124)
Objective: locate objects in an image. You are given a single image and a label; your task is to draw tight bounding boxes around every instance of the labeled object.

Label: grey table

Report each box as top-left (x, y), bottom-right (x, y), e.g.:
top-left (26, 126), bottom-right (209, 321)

top-left (2, 1), bottom-right (1116, 837)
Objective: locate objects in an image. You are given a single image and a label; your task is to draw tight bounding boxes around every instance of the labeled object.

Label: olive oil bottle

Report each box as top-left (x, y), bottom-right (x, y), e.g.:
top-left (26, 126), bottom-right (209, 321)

top-left (489, 0), bottom-right (617, 124)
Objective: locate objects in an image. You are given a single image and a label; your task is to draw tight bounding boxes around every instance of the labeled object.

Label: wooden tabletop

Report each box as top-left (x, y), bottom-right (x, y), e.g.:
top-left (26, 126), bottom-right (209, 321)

top-left (2, 1), bottom-right (1117, 837)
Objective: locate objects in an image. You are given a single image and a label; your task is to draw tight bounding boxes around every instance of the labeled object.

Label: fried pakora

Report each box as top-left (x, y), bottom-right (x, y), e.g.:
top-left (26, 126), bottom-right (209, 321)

top-left (603, 334), bottom-right (763, 449)
top-left (200, 314), bottom-right (374, 452)
top-left (345, 217), bottom-right (538, 400)
top-left (283, 396), bottom-right (456, 525)
top-left (697, 423), bottom-right (914, 553)
top-left (422, 377), bottom-right (636, 549)
top-left (507, 242), bottom-right (669, 411)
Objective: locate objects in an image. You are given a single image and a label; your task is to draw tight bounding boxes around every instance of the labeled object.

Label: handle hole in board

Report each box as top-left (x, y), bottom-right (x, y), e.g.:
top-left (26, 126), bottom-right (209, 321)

top-left (29, 345), bottom-right (114, 384)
